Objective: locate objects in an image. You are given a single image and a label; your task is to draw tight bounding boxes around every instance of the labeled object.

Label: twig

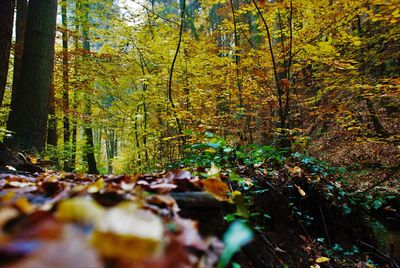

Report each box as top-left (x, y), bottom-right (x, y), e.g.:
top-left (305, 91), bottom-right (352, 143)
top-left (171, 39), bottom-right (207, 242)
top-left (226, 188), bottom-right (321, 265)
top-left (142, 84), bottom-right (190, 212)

top-left (361, 165), bottom-right (400, 193)
top-left (168, 0), bottom-right (185, 140)
top-left (319, 205), bottom-right (331, 246)
top-left (256, 229), bottom-right (276, 254)
top-left (358, 240), bottom-right (400, 268)
top-left (133, 2), bottom-right (180, 27)
top-left (251, 0), bottom-right (284, 127)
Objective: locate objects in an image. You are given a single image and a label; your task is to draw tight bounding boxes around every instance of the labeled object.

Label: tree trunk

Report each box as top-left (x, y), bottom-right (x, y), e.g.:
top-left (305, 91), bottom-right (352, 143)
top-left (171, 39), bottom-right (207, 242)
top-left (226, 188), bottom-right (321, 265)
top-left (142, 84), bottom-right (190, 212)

top-left (356, 15), bottom-right (388, 137)
top-left (81, 2), bottom-right (99, 174)
top-left (7, 0), bottom-right (58, 152)
top-left (0, 0), bottom-right (16, 106)
top-left (69, 0), bottom-right (80, 171)
top-left (135, 105), bottom-right (142, 168)
top-left (365, 98), bottom-right (388, 136)
top-left (62, 0), bottom-right (71, 170)
top-left (105, 129), bottom-right (116, 173)
top-left (11, 0), bottom-right (28, 107)
top-left (47, 84), bottom-right (57, 146)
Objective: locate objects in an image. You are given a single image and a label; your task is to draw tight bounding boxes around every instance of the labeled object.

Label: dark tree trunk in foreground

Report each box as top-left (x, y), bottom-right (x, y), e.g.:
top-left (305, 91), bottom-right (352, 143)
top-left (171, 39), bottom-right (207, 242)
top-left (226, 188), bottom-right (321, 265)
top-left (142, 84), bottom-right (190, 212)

top-left (7, 0), bottom-right (58, 152)
top-left (11, 0), bottom-right (28, 106)
top-left (0, 0), bottom-right (16, 106)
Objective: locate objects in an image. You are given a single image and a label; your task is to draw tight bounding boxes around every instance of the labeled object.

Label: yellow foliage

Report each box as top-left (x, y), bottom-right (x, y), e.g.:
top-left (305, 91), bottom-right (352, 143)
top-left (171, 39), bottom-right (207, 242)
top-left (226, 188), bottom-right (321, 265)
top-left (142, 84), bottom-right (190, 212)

top-left (55, 197), bottom-right (105, 225)
top-left (315, 256), bottom-right (330, 263)
top-left (91, 204), bottom-right (164, 261)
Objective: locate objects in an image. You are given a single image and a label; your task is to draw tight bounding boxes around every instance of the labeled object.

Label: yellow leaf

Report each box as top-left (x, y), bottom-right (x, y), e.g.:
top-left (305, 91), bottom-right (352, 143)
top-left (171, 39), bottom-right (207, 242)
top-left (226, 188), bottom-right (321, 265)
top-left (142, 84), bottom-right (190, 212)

top-left (0, 191), bottom-right (16, 202)
top-left (288, 166), bottom-right (302, 176)
top-left (232, 190), bottom-right (242, 198)
top-left (233, 191), bottom-right (249, 218)
top-left (296, 185), bottom-right (306, 197)
top-left (315, 256), bottom-right (330, 263)
top-left (87, 178), bottom-right (105, 193)
top-left (207, 163), bottom-right (220, 179)
top-left (15, 196), bottom-right (35, 213)
top-left (91, 204), bottom-right (164, 261)
top-left (55, 197), bottom-right (105, 225)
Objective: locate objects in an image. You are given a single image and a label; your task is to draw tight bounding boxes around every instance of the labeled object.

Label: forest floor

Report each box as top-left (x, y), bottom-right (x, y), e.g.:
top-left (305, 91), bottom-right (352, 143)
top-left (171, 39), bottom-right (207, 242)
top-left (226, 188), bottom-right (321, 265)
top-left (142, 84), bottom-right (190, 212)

top-left (0, 145), bottom-right (399, 268)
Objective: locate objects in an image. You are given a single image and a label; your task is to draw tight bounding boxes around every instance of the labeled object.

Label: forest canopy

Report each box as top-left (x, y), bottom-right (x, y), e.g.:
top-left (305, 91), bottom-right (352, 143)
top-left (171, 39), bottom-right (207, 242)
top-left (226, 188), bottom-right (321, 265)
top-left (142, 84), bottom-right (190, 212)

top-left (0, 0), bottom-right (398, 174)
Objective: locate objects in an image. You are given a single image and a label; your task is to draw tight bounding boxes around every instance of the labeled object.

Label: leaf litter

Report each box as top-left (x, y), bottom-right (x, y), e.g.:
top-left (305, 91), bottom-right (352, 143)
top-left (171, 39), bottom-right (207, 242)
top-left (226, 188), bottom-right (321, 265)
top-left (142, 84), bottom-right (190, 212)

top-left (0, 169), bottom-right (229, 267)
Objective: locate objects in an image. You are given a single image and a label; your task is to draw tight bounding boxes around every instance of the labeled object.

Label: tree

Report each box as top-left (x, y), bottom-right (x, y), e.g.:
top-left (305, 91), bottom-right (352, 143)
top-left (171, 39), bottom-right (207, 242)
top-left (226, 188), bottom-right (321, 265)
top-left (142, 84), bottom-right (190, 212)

top-left (61, 0), bottom-right (71, 170)
top-left (0, 0), bottom-right (16, 106)
top-left (40, 0), bottom-right (397, 173)
top-left (7, 0), bottom-right (58, 152)
top-left (11, 0), bottom-right (28, 107)
top-left (80, 1), bottom-right (99, 174)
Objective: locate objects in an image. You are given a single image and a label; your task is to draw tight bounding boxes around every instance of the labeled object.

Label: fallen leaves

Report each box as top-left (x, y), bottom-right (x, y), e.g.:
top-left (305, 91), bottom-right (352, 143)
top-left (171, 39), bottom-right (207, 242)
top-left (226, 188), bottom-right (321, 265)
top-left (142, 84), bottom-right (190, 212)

top-left (92, 204), bottom-right (164, 261)
top-left (315, 256), bottom-right (330, 263)
top-left (295, 184), bottom-right (307, 197)
top-left (202, 178), bottom-right (231, 202)
top-left (55, 197), bottom-right (105, 225)
top-left (0, 169), bottom-right (225, 267)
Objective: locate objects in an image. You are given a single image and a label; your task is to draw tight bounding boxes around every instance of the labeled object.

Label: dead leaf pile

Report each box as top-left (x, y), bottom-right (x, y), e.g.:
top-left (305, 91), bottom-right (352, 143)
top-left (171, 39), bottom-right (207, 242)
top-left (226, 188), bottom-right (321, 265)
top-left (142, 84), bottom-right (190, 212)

top-left (0, 170), bottom-right (226, 267)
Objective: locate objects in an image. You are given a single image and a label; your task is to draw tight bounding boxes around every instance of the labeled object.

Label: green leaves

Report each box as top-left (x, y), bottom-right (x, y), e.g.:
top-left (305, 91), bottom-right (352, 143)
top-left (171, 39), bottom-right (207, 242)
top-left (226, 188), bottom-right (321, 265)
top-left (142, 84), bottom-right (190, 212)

top-left (217, 220), bottom-right (253, 268)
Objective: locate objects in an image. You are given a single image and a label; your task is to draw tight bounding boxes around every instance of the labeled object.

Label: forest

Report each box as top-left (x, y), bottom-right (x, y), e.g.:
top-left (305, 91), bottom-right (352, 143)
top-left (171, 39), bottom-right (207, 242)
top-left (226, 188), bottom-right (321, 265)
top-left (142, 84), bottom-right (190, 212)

top-left (0, 0), bottom-right (399, 267)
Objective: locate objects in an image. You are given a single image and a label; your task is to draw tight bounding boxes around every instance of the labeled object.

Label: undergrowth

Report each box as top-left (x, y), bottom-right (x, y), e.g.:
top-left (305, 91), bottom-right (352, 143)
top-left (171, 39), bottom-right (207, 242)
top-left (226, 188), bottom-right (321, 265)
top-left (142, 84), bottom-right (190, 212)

top-left (169, 132), bottom-right (399, 267)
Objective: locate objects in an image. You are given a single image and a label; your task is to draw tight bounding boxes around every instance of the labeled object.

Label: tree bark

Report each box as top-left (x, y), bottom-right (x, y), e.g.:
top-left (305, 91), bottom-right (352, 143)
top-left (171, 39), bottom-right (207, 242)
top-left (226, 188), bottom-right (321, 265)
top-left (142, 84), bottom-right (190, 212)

top-left (61, 0), bottom-right (72, 170)
top-left (356, 15), bottom-right (388, 137)
top-left (168, 0), bottom-right (185, 155)
top-left (0, 0), bottom-right (16, 106)
top-left (11, 0), bottom-right (28, 107)
top-left (47, 84), bottom-right (57, 146)
top-left (81, 2), bottom-right (99, 174)
top-left (7, 0), bottom-right (58, 152)
top-left (62, 0), bottom-right (70, 144)
top-left (252, 0), bottom-right (284, 128)
top-left (68, 0), bottom-right (81, 171)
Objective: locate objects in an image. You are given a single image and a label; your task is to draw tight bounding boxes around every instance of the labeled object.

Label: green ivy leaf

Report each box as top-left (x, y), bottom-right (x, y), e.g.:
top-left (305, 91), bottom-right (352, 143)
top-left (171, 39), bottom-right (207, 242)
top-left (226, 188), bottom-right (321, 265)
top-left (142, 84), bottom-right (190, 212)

top-left (217, 220), bottom-right (253, 268)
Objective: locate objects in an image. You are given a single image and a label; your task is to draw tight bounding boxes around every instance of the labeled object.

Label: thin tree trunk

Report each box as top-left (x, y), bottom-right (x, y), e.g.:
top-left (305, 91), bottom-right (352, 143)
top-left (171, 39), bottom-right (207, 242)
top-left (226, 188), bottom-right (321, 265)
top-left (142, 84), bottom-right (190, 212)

top-left (252, 0), bottom-right (285, 128)
top-left (365, 98), bottom-right (388, 136)
top-left (134, 42), bottom-right (150, 165)
top-left (11, 0), bottom-right (28, 108)
top-left (168, 0), bottom-right (185, 154)
top-left (135, 105), bottom-right (142, 168)
top-left (228, 0), bottom-right (243, 108)
top-left (61, 0), bottom-right (71, 170)
top-left (7, 0), bottom-right (58, 152)
top-left (47, 84), bottom-right (57, 146)
top-left (0, 0), bottom-right (16, 106)
top-left (356, 15), bottom-right (387, 137)
top-left (105, 129), bottom-right (116, 173)
top-left (81, 2), bottom-right (99, 174)
top-left (283, 2), bottom-right (294, 126)
top-left (69, 0), bottom-right (80, 170)
top-left (143, 101), bottom-right (149, 164)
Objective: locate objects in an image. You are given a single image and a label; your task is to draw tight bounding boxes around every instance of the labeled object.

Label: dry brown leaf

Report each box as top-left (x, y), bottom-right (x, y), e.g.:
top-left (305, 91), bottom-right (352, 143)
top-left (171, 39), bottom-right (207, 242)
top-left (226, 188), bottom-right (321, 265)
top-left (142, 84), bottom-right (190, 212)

top-left (202, 178), bottom-right (231, 202)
